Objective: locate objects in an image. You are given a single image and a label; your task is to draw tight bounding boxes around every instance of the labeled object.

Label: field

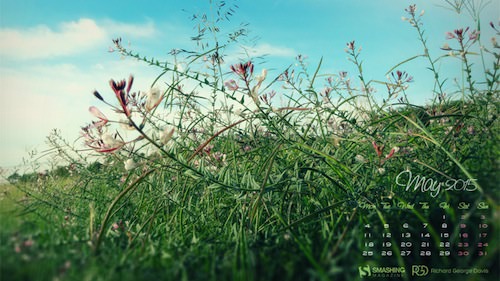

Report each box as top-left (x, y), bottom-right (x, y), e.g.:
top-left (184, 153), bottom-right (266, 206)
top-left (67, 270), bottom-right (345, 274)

top-left (0, 2), bottom-right (499, 281)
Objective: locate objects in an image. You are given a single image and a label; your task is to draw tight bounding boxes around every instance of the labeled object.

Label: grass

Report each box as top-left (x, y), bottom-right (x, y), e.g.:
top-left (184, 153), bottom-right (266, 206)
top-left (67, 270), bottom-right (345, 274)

top-left (1, 1), bottom-right (499, 281)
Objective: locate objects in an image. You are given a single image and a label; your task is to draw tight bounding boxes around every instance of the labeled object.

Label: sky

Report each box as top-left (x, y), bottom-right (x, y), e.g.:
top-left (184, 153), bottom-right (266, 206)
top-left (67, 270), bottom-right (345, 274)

top-left (0, 0), bottom-right (498, 173)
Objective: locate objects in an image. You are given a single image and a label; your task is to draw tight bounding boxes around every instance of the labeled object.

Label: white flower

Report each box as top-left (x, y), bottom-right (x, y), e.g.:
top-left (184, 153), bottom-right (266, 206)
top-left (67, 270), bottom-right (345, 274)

top-left (234, 108), bottom-right (242, 116)
top-left (145, 88), bottom-right (163, 112)
top-left (250, 69), bottom-right (267, 106)
top-left (102, 133), bottom-right (123, 148)
top-left (355, 155), bottom-right (366, 163)
top-left (377, 168), bottom-right (386, 175)
top-left (124, 159), bottom-right (137, 171)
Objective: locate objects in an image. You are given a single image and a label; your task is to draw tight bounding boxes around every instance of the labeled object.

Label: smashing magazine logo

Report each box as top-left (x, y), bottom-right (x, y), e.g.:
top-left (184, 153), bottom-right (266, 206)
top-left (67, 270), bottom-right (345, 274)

top-left (359, 265), bottom-right (372, 277)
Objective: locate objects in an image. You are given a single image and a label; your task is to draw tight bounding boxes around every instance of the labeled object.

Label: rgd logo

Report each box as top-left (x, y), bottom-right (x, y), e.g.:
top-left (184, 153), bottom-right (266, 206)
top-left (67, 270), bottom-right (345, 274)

top-left (412, 265), bottom-right (429, 276)
top-left (358, 265), bottom-right (371, 277)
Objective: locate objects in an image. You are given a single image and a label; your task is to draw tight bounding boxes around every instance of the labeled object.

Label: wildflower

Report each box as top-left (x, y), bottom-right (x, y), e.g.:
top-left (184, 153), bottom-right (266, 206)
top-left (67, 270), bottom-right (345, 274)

top-left (112, 37), bottom-right (122, 47)
top-left (102, 133), bottom-right (122, 148)
top-left (145, 88), bottom-right (163, 112)
top-left (234, 108), bottom-right (245, 117)
top-left (82, 124), bottom-right (125, 153)
top-left (89, 106), bottom-right (108, 127)
top-left (490, 21), bottom-right (500, 35)
top-left (377, 167), bottom-right (386, 175)
top-left (93, 90), bottom-right (105, 101)
top-left (224, 79), bottom-right (239, 91)
top-left (372, 141), bottom-right (385, 157)
top-left (213, 151), bottom-right (226, 162)
top-left (111, 220), bottom-right (123, 231)
top-left (355, 155), bottom-right (366, 163)
top-left (260, 90), bottom-right (277, 105)
top-left (467, 125), bottom-right (475, 135)
top-left (385, 147), bottom-right (398, 159)
top-left (346, 41), bottom-right (355, 51)
top-left (391, 70), bottom-right (413, 84)
top-left (469, 30), bottom-right (480, 42)
top-left (321, 87), bottom-right (333, 97)
top-left (256, 69), bottom-right (267, 84)
top-left (124, 159), bottom-right (137, 171)
top-left (109, 75), bottom-right (134, 117)
top-left (405, 4), bottom-right (417, 16)
top-left (251, 69), bottom-right (267, 106)
top-left (339, 71), bottom-right (348, 79)
top-left (230, 61), bottom-right (254, 79)
top-left (160, 127), bottom-right (175, 145)
top-left (446, 27), bottom-right (478, 44)
top-left (203, 144), bottom-right (214, 155)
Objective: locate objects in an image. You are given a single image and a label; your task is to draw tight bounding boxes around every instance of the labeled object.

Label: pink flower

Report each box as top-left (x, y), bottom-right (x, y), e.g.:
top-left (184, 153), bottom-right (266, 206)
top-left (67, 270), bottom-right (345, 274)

top-left (224, 79), bottom-right (239, 91)
top-left (405, 4), bottom-right (417, 16)
top-left (385, 147), bottom-right (396, 159)
top-left (391, 70), bottom-right (413, 84)
top-left (372, 141), bottom-right (385, 157)
top-left (109, 75), bottom-right (134, 117)
top-left (468, 30), bottom-right (480, 42)
top-left (89, 106), bottom-right (108, 127)
top-left (81, 126), bottom-right (124, 153)
top-left (446, 28), bottom-right (470, 43)
top-left (230, 61), bottom-right (254, 79)
top-left (346, 41), bottom-right (355, 51)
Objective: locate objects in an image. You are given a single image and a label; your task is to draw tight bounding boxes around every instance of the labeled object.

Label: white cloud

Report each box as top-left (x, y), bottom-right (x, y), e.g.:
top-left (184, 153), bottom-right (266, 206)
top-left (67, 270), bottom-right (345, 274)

top-left (0, 18), bottom-right (107, 60)
top-left (242, 43), bottom-right (296, 58)
top-left (102, 19), bottom-right (157, 39)
top-left (0, 18), bottom-right (159, 60)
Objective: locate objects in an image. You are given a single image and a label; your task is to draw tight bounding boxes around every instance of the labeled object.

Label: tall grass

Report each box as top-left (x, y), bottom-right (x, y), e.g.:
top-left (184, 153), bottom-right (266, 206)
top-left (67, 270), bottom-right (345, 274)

top-left (1, 1), bottom-right (498, 281)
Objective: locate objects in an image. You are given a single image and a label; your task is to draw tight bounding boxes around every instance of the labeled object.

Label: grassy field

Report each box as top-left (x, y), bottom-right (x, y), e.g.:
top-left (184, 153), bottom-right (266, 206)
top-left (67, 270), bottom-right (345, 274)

top-left (1, 2), bottom-right (499, 281)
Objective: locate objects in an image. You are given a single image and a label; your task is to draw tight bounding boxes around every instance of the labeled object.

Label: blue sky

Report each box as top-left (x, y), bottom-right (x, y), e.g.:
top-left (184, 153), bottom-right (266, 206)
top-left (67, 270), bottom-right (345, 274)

top-left (0, 0), bottom-right (498, 171)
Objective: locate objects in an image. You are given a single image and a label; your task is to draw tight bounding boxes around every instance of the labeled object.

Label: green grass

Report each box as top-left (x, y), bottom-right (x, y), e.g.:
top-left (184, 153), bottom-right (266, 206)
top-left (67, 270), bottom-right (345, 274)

top-left (1, 1), bottom-right (499, 281)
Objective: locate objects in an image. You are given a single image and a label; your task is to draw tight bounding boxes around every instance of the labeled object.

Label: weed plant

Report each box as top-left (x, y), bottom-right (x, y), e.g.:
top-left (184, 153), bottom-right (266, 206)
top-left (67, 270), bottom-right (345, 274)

top-left (1, 2), bottom-right (498, 281)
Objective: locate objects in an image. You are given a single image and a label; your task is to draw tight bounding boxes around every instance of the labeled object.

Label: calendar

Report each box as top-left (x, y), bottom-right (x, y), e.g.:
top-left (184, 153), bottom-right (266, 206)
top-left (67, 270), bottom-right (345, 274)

top-left (357, 190), bottom-right (497, 280)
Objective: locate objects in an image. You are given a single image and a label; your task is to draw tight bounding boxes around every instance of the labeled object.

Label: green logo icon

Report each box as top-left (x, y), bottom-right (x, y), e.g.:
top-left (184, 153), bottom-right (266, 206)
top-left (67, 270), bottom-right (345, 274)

top-left (412, 265), bottom-right (429, 276)
top-left (359, 265), bottom-right (371, 277)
